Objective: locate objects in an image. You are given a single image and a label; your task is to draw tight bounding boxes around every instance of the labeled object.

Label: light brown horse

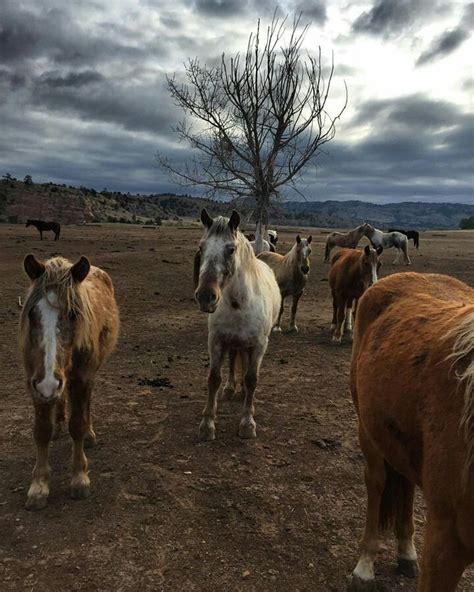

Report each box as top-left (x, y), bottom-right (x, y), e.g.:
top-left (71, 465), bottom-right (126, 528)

top-left (324, 223), bottom-right (371, 262)
top-left (329, 246), bottom-right (383, 344)
top-left (194, 209), bottom-right (281, 440)
top-left (20, 254), bottom-right (119, 510)
top-left (349, 272), bottom-right (474, 591)
top-left (258, 235), bottom-right (312, 332)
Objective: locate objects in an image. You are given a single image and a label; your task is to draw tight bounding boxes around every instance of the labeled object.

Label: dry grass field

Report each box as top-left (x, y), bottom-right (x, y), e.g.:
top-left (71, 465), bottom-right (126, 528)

top-left (0, 223), bottom-right (473, 592)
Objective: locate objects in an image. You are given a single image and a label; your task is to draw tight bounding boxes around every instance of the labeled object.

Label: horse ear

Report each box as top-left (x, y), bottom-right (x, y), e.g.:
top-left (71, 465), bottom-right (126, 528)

top-left (296, 235), bottom-right (301, 244)
top-left (193, 249), bottom-right (201, 289)
top-left (377, 246), bottom-right (384, 255)
top-left (307, 235), bottom-right (312, 244)
top-left (200, 209), bottom-right (213, 229)
top-left (71, 256), bottom-right (90, 283)
top-left (228, 210), bottom-right (240, 232)
top-left (364, 245), bottom-right (371, 256)
top-left (24, 254), bottom-right (45, 280)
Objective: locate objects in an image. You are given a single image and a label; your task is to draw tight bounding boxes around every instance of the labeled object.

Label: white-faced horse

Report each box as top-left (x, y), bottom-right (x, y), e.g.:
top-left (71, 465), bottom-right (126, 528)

top-left (364, 224), bottom-right (411, 265)
top-left (193, 209), bottom-right (281, 440)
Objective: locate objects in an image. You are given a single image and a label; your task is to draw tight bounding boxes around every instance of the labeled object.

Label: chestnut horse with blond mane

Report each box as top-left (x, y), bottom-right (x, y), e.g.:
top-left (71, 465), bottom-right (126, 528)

top-left (20, 254), bottom-right (119, 509)
top-left (258, 234), bottom-right (312, 332)
top-left (193, 209), bottom-right (280, 440)
top-left (349, 272), bottom-right (474, 591)
top-left (329, 245), bottom-right (383, 344)
top-left (324, 223), bottom-right (371, 262)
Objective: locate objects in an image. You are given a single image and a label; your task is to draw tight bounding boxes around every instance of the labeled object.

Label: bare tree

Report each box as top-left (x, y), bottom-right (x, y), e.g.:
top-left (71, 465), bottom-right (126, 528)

top-left (159, 14), bottom-right (347, 247)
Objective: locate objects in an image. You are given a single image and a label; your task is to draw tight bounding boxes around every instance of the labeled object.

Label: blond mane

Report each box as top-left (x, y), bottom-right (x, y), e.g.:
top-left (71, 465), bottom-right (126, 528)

top-left (448, 310), bottom-right (474, 484)
top-left (20, 257), bottom-right (95, 349)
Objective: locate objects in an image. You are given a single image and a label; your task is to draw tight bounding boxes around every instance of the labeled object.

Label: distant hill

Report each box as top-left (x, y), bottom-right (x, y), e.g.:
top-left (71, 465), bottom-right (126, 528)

top-left (1, 177), bottom-right (472, 229)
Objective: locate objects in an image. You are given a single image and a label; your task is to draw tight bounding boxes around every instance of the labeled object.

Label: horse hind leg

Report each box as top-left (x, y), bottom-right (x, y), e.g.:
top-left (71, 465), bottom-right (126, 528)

top-left (394, 480), bottom-right (418, 578)
top-left (332, 296), bottom-right (346, 344)
top-left (403, 243), bottom-right (411, 266)
top-left (199, 340), bottom-right (226, 441)
top-left (331, 294), bottom-right (337, 330)
top-left (223, 350), bottom-right (238, 399)
top-left (344, 298), bottom-right (354, 341)
top-left (348, 427), bottom-right (386, 590)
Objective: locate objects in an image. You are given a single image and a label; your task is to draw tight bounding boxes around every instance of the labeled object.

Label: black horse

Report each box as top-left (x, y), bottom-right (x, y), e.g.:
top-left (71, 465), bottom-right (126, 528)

top-left (388, 228), bottom-right (419, 249)
top-left (26, 219), bottom-right (61, 241)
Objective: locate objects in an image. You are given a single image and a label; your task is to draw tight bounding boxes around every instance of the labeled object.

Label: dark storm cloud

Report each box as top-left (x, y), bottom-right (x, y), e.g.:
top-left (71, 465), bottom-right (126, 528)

top-left (416, 27), bottom-right (469, 66)
top-left (41, 70), bottom-right (105, 88)
top-left (193, 0), bottom-right (247, 18)
top-left (353, 94), bottom-right (460, 131)
top-left (292, 1), bottom-right (327, 24)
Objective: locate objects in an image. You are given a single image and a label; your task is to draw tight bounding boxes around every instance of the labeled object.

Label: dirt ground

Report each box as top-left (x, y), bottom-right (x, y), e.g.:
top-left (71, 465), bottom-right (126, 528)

top-left (0, 222), bottom-right (473, 592)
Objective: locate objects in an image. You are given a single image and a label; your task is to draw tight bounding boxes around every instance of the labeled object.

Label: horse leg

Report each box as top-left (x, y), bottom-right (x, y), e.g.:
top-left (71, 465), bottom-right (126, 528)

top-left (348, 427), bottom-right (386, 591)
top-left (239, 347), bottom-right (262, 439)
top-left (84, 394), bottom-right (97, 448)
top-left (26, 403), bottom-right (55, 510)
top-left (223, 349), bottom-right (237, 398)
top-left (393, 248), bottom-right (401, 265)
top-left (40, 230), bottom-right (43, 241)
top-left (344, 298), bottom-right (354, 340)
top-left (272, 296), bottom-right (284, 332)
top-left (394, 481), bottom-right (418, 578)
top-left (68, 377), bottom-right (93, 499)
top-left (403, 242), bottom-right (411, 266)
top-left (331, 293), bottom-right (337, 330)
top-left (418, 511), bottom-right (469, 592)
top-left (52, 389), bottom-right (67, 440)
top-left (288, 292), bottom-right (302, 332)
top-left (199, 339), bottom-right (225, 441)
top-left (332, 296), bottom-right (346, 344)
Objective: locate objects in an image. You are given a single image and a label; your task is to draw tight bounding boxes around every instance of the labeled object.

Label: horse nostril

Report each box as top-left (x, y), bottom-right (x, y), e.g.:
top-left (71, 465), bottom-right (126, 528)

top-left (209, 293), bottom-right (217, 303)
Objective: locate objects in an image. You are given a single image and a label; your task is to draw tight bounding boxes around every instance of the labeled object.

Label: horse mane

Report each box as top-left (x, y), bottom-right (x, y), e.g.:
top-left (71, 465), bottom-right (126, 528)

top-left (20, 257), bottom-right (95, 349)
top-left (447, 310), bottom-right (474, 484)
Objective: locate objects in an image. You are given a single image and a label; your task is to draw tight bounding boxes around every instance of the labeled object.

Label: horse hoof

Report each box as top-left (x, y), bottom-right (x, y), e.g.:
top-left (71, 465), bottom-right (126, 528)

top-left (199, 421), bottom-right (216, 441)
top-left (396, 558), bottom-right (418, 578)
top-left (272, 326), bottom-right (282, 333)
top-left (84, 432), bottom-right (97, 449)
top-left (239, 420), bottom-right (257, 439)
top-left (347, 575), bottom-right (380, 591)
top-left (332, 336), bottom-right (342, 345)
top-left (71, 485), bottom-right (91, 500)
top-left (287, 325), bottom-right (299, 333)
top-left (25, 494), bottom-right (48, 511)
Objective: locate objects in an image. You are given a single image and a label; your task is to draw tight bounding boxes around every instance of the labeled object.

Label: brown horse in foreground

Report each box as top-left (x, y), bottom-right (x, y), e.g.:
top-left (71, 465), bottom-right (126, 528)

top-left (329, 246), bottom-right (383, 344)
top-left (20, 255), bottom-right (119, 509)
top-left (324, 223), bottom-right (371, 262)
top-left (349, 272), bottom-right (474, 591)
top-left (258, 234), bottom-right (312, 332)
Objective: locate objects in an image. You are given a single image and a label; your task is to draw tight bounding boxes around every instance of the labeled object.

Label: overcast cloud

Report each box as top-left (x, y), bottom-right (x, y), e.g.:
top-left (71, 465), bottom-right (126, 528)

top-left (0, 0), bottom-right (472, 204)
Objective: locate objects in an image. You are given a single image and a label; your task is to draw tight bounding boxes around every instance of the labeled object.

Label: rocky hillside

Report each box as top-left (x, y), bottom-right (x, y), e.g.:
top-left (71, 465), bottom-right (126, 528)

top-left (1, 177), bottom-right (472, 229)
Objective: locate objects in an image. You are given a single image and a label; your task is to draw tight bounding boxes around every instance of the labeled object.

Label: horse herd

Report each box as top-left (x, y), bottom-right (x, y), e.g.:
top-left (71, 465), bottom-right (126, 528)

top-left (18, 210), bottom-right (473, 591)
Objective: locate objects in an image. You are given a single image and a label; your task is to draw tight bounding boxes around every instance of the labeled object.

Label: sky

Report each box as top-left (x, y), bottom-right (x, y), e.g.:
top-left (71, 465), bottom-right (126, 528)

top-left (0, 0), bottom-right (472, 204)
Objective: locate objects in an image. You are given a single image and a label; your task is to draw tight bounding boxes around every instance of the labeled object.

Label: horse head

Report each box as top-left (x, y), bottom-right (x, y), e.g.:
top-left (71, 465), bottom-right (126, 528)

top-left (295, 234), bottom-right (312, 275)
top-left (194, 209), bottom-right (242, 313)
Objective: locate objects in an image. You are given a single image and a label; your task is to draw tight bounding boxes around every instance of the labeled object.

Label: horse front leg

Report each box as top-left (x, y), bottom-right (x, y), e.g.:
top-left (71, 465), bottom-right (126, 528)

top-left (223, 349), bottom-right (237, 398)
top-left (272, 296), bottom-right (285, 332)
top-left (199, 339), bottom-right (226, 441)
top-left (394, 480), bottom-right (418, 578)
top-left (84, 395), bottom-right (96, 448)
top-left (239, 347), bottom-right (262, 439)
top-left (68, 377), bottom-right (93, 499)
top-left (52, 389), bottom-right (67, 440)
top-left (26, 403), bottom-right (55, 510)
top-left (288, 292), bottom-right (302, 333)
top-left (418, 511), bottom-right (468, 592)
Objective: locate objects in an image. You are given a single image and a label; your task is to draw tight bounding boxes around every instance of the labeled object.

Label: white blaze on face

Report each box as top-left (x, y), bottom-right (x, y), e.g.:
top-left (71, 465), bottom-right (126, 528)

top-left (371, 260), bottom-right (378, 285)
top-left (35, 291), bottom-right (60, 399)
top-left (200, 236), bottom-right (226, 278)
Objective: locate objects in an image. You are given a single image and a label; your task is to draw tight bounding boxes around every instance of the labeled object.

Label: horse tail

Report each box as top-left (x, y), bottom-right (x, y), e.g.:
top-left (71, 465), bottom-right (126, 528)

top-left (379, 462), bottom-right (413, 532)
top-left (324, 240), bottom-right (331, 262)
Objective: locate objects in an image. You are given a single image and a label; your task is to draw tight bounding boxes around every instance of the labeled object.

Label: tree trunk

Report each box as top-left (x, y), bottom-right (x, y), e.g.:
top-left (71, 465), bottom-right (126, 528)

top-left (254, 195), bottom-right (269, 254)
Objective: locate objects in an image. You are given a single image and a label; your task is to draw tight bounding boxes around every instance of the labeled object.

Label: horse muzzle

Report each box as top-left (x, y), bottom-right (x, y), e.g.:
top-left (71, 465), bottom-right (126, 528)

top-left (31, 377), bottom-right (64, 404)
top-left (195, 289), bottom-right (220, 313)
